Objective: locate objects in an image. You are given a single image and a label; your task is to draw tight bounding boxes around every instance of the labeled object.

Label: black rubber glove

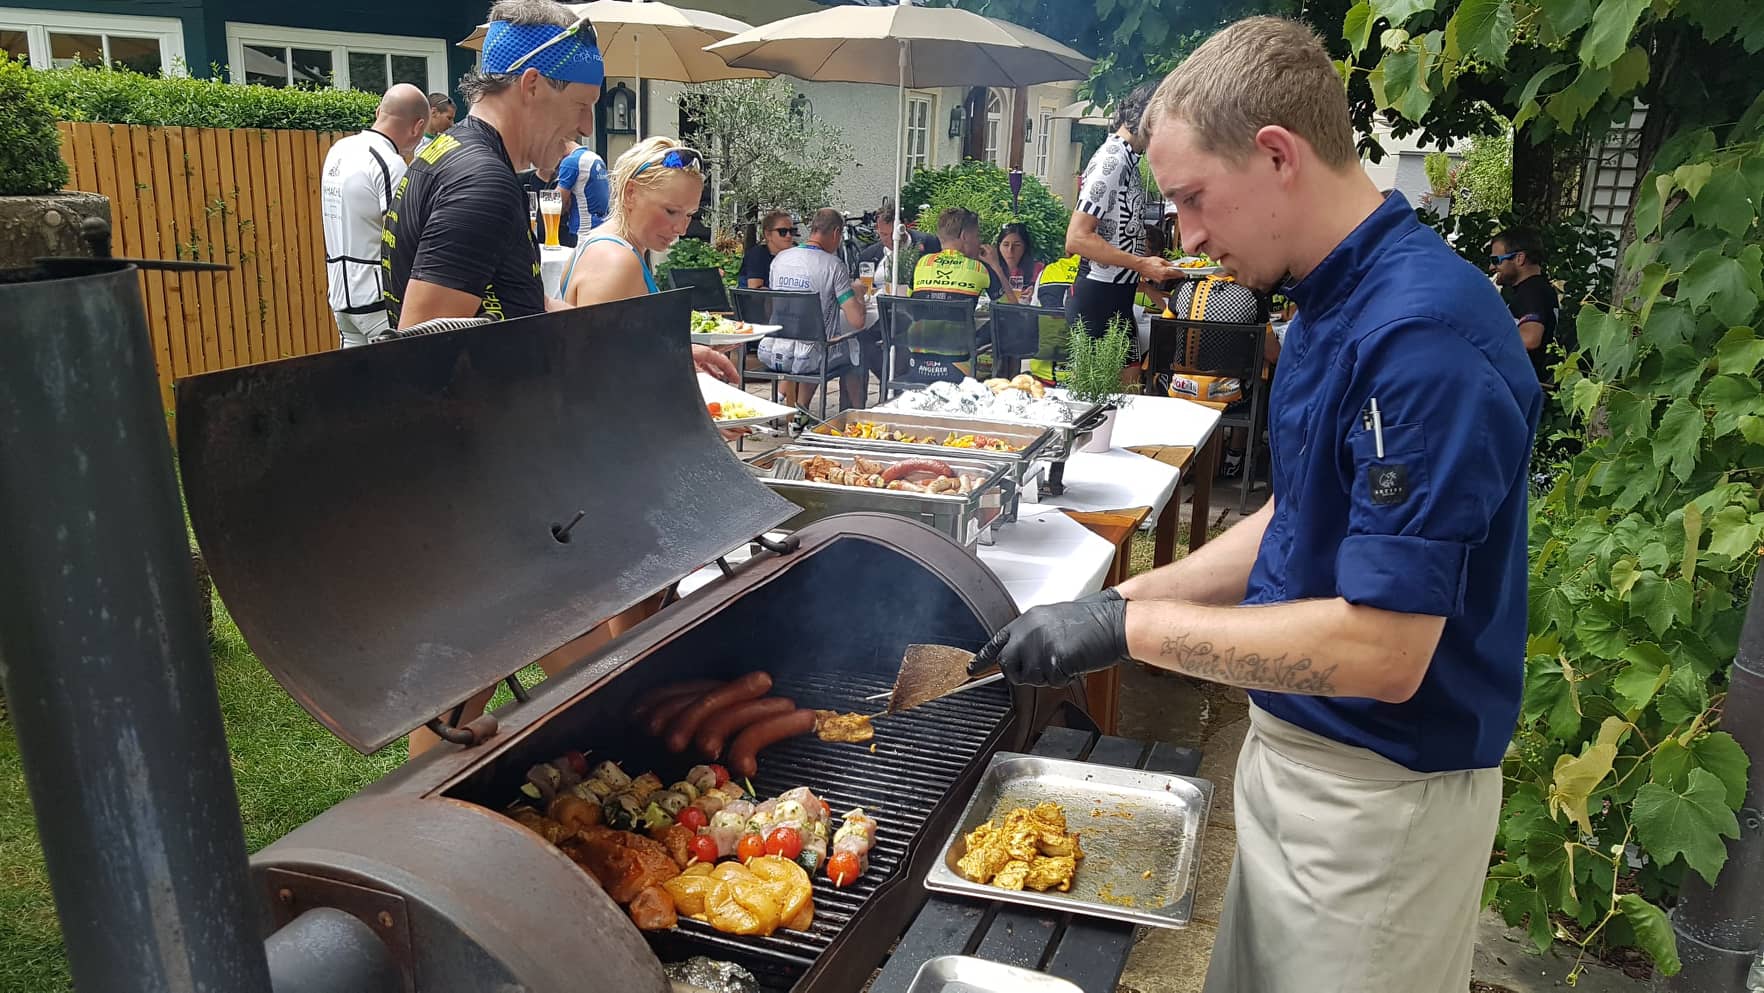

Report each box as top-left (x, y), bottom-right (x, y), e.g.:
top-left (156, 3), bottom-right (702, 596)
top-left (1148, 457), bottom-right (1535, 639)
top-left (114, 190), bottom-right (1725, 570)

top-left (970, 588), bottom-right (1130, 688)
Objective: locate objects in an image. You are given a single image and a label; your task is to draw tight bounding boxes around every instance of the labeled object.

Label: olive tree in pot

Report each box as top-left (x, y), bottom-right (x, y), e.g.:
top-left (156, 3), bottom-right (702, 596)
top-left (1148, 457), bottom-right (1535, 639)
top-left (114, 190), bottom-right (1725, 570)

top-left (0, 58), bottom-right (107, 271)
top-left (1060, 316), bottom-right (1139, 452)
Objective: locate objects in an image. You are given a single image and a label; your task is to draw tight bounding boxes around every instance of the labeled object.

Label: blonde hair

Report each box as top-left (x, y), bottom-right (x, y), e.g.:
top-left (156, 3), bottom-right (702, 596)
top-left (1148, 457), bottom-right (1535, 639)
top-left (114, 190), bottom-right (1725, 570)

top-left (604, 136), bottom-right (704, 237)
top-left (1141, 16), bottom-right (1357, 169)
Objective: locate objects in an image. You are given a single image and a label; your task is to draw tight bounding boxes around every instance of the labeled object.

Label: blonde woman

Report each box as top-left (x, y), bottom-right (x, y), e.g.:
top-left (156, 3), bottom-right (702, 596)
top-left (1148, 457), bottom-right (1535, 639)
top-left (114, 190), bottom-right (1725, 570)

top-left (561, 137), bottom-right (736, 382)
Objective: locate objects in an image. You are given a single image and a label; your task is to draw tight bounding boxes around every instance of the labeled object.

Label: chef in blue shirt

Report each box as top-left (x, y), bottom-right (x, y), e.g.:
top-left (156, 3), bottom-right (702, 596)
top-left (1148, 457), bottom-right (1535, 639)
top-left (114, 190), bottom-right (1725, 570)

top-left (972, 17), bottom-right (1540, 993)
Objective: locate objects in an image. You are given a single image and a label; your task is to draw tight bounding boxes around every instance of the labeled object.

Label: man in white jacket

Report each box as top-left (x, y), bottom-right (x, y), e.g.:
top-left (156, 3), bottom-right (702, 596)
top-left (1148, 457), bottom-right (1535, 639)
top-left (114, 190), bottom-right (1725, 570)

top-left (320, 84), bottom-right (428, 347)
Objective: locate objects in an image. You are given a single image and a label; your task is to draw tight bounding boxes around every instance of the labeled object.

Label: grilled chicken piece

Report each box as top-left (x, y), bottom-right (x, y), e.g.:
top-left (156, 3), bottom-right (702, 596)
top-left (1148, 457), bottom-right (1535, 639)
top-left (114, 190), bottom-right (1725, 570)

top-left (993, 859), bottom-right (1031, 891)
top-left (1025, 856), bottom-right (1077, 892)
top-left (649, 822), bottom-right (695, 868)
top-left (628, 884), bottom-right (679, 930)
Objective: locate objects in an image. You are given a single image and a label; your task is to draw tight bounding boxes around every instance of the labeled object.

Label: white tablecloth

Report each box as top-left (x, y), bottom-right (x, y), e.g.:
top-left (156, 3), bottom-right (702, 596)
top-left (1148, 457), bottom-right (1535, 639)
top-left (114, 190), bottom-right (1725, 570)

top-left (540, 244), bottom-right (572, 299)
top-left (1038, 447), bottom-right (1181, 521)
top-left (976, 505), bottom-right (1114, 609)
top-left (673, 512), bottom-right (1112, 613)
top-left (1049, 391), bottom-right (1221, 452)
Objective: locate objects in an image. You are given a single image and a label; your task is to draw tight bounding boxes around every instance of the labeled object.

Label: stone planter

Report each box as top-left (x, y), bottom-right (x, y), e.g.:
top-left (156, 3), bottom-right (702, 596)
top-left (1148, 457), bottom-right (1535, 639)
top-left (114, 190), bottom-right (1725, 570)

top-left (0, 191), bottom-right (111, 269)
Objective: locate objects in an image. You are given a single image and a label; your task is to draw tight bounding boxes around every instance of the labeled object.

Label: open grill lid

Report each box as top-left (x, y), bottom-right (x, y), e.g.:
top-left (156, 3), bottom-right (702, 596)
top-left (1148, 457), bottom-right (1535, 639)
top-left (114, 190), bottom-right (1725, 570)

top-left (176, 292), bottom-right (797, 753)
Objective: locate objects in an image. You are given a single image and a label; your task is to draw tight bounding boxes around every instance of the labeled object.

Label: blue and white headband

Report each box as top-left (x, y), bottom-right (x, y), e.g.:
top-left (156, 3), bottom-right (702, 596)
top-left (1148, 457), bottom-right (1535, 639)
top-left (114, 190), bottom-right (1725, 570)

top-left (482, 18), bottom-right (605, 87)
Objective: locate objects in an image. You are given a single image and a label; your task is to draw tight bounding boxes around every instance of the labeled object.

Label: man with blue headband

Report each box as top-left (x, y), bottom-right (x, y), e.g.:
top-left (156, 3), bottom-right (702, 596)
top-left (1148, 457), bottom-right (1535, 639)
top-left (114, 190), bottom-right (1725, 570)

top-left (384, 0), bottom-right (604, 328)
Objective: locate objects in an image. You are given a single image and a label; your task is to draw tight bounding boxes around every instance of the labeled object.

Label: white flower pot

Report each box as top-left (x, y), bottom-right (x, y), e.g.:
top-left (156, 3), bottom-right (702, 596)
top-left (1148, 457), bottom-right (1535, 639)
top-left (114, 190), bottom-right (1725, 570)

top-left (1081, 407), bottom-right (1119, 452)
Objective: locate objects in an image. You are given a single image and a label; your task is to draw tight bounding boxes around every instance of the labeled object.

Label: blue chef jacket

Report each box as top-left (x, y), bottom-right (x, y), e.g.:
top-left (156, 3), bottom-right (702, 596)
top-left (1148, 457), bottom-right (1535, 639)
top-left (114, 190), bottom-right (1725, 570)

top-left (1245, 192), bottom-right (1541, 773)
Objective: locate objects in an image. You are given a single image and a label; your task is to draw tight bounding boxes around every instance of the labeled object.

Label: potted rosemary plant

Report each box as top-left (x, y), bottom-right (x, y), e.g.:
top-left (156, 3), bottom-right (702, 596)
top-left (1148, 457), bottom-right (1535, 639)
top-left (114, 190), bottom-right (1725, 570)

top-left (1059, 315), bottom-right (1139, 451)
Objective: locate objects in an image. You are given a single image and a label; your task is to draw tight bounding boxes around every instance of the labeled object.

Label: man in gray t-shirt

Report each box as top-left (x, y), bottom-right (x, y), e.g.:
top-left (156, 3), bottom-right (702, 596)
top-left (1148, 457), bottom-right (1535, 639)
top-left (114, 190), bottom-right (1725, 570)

top-left (760, 208), bottom-right (870, 409)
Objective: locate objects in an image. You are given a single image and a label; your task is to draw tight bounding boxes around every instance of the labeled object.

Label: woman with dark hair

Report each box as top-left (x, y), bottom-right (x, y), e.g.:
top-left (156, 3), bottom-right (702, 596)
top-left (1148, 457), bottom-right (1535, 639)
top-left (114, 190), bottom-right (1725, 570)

top-left (991, 223), bottom-right (1043, 296)
top-left (1063, 81), bottom-right (1181, 344)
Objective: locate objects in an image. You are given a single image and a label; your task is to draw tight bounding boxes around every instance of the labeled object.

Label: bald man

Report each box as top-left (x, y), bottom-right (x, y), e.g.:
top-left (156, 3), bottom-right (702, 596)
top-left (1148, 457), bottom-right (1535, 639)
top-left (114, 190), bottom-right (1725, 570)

top-left (321, 83), bottom-right (429, 346)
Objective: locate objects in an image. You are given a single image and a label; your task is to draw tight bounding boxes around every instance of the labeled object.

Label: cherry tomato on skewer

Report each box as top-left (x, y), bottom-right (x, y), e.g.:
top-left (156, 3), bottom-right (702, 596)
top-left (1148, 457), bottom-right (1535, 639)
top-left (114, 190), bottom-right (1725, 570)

top-left (764, 826), bottom-right (803, 860)
top-left (676, 807), bottom-right (708, 832)
top-left (826, 850), bottom-right (862, 888)
top-left (736, 832), bottom-right (767, 862)
top-left (688, 834), bottom-right (719, 865)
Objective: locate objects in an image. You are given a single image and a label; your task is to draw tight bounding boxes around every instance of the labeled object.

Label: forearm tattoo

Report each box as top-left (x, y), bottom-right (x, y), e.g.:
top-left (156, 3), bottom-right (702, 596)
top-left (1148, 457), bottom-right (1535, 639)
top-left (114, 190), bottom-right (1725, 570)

top-left (1157, 634), bottom-right (1339, 695)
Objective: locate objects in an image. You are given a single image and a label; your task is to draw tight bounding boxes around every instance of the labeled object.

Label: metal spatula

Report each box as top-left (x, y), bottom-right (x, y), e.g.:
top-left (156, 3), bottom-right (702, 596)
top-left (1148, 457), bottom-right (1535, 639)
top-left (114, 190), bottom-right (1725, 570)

top-left (865, 644), bottom-right (1003, 713)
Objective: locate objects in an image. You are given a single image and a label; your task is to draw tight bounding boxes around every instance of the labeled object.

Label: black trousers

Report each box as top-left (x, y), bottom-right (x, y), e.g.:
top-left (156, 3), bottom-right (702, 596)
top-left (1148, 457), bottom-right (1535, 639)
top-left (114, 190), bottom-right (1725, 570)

top-left (1067, 277), bottom-right (1139, 339)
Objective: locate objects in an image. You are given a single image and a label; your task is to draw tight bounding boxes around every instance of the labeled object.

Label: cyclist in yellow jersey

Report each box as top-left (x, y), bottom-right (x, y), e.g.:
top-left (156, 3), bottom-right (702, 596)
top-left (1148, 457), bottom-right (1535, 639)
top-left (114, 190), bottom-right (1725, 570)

top-left (903, 208), bottom-right (995, 383)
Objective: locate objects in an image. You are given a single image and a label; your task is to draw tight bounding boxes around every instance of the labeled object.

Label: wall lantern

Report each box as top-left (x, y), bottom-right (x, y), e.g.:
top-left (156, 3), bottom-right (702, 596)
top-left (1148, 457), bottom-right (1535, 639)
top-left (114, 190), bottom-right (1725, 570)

top-left (790, 92), bottom-right (813, 123)
top-left (604, 82), bottom-right (636, 135)
top-left (947, 104), bottom-right (965, 138)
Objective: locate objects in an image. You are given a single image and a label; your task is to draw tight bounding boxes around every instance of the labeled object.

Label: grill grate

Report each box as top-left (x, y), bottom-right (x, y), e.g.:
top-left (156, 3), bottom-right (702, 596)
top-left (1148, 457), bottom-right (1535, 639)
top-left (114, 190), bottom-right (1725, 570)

top-left (643, 669), bottom-right (1011, 989)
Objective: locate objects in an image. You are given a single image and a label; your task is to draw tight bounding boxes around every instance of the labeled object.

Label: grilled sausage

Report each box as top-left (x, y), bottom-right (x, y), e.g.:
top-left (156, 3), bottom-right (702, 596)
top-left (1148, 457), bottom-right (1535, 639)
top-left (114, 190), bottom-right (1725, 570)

top-left (880, 457), bottom-right (954, 483)
top-left (632, 680), bottom-right (723, 720)
top-left (644, 689), bottom-right (716, 738)
top-left (664, 671), bottom-right (774, 752)
top-left (727, 709), bottom-right (818, 777)
top-left (694, 696), bottom-right (798, 759)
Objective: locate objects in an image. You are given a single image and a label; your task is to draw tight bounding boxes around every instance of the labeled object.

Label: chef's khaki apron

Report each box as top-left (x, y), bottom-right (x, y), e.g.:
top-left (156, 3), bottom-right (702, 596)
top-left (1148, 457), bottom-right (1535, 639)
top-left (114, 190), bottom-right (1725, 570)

top-left (1202, 704), bottom-right (1500, 993)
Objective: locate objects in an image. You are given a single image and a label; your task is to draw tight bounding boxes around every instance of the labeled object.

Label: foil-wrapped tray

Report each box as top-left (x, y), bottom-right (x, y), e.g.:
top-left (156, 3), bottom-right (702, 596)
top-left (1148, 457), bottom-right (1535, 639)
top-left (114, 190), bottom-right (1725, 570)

top-left (924, 752), bottom-right (1213, 929)
top-left (906, 956), bottom-right (1082, 993)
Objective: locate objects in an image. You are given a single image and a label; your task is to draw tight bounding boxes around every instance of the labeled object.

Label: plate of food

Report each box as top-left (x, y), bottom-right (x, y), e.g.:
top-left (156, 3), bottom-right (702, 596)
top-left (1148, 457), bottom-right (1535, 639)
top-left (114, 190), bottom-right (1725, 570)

top-left (690, 310), bottom-right (783, 345)
top-left (924, 751), bottom-right (1213, 928)
top-left (1170, 256), bottom-right (1222, 278)
top-left (698, 374), bottom-right (794, 429)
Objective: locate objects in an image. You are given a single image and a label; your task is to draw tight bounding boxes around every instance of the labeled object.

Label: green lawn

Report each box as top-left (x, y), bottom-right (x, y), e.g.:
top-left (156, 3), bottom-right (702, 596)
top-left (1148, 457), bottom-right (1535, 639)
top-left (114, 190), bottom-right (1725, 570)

top-left (0, 600), bottom-right (405, 993)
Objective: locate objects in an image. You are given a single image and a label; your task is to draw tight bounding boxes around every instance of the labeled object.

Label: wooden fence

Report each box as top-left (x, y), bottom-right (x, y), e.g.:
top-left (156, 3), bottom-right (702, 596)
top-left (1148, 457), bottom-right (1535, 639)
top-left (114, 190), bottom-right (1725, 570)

top-left (57, 122), bottom-right (349, 409)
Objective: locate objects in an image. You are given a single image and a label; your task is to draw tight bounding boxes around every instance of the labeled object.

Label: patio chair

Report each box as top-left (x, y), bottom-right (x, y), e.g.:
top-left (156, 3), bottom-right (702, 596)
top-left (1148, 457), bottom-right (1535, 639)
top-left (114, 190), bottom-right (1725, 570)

top-left (666, 266), bottom-right (731, 313)
top-left (1147, 316), bottom-right (1270, 514)
top-left (732, 287), bottom-right (861, 420)
top-left (878, 295), bottom-right (988, 398)
top-left (983, 301), bottom-right (1049, 380)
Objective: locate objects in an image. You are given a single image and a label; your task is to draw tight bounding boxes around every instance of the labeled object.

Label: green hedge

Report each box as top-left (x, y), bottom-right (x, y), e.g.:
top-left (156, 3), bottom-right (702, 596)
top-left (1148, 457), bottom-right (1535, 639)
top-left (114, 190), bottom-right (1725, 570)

top-left (33, 65), bottom-right (379, 131)
top-left (900, 161), bottom-right (1072, 266)
top-left (657, 238), bottom-right (740, 289)
top-left (0, 58), bottom-right (69, 195)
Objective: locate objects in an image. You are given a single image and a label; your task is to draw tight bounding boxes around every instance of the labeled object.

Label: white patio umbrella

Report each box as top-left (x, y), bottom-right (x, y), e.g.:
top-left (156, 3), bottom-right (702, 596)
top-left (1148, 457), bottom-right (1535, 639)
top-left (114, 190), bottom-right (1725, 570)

top-left (703, 0), bottom-right (1092, 289)
top-left (459, 1), bottom-right (772, 136)
top-left (1056, 99), bottom-right (1113, 127)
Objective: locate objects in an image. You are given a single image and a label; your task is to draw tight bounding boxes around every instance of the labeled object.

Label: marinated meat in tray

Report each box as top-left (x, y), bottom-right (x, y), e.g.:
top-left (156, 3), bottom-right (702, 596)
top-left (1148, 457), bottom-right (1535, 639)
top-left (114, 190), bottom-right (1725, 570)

top-left (792, 455), bottom-right (983, 495)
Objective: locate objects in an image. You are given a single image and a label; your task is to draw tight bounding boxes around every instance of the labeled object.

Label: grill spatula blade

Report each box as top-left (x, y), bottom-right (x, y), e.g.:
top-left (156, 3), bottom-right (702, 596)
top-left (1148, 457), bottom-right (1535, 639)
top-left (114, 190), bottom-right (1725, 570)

top-left (870, 644), bottom-right (1001, 714)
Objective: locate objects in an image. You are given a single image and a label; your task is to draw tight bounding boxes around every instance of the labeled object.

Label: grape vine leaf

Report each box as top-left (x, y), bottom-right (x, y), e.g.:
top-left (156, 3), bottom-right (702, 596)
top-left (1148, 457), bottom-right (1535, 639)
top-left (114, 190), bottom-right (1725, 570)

top-left (1656, 663), bottom-right (1709, 725)
top-left (1345, 1), bottom-right (1375, 54)
top-left (1580, 0), bottom-right (1653, 68)
top-left (1693, 166), bottom-right (1758, 238)
top-left (1617, 893), bottom-right (1682, 976)
top-left (1702, 375), bottom-right (1762, 437)
top-left (1612, 645), bottom-right (1670, 716)
top-left (1689, 732), bottom-right (1750, 808)
top-left (1372, 0), bottom-right (1438, 27)
top-left (1707, 505), bottom-right (1761, 561)
top-left (1544, 0), bottom-right (1593, 35)
top-left (1573, 598), bottom-right (1630, 657)
top-left (1550, 741), bottom-right (1618, 836)
top-left (1633, 768), bottom-right (1739, 885)
top-left (1451, 0), bottom-right (1515, 67)
top-left (1608, 44), bottom-right (1650, 96)
top-left (1631, 573), bottom-right (1694, 638)
top-left (1714, 326), bottom-right (1764, 377)
top-left (1673, 162), bottom-right (1714, 199)
top-left (1652, 398), bottom-right (1703, 484)
top-left (1681, 252), bottom-right (1758, 326)
top-left (1651, 739), bottom-right (1693, 791)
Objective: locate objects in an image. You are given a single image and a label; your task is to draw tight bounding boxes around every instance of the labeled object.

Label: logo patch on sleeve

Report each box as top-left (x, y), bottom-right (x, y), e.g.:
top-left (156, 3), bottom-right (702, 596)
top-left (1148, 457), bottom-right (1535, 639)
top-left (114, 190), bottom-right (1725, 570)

top-left (1369, 464), bottom-right (1409, 505)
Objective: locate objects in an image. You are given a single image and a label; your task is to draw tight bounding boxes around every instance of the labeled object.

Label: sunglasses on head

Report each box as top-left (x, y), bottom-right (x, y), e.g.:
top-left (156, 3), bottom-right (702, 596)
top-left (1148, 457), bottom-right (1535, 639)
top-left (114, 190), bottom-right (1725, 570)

top-left (1488, 250), bottom-right (1519, 265)
top-left (633, 146), bottom-right (704, 177)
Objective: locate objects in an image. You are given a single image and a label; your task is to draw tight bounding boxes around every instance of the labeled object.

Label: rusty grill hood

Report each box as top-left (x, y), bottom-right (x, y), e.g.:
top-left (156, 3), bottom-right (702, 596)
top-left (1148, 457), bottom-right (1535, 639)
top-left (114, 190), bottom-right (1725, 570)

top-left (176, 292), bottom-right (797, 753)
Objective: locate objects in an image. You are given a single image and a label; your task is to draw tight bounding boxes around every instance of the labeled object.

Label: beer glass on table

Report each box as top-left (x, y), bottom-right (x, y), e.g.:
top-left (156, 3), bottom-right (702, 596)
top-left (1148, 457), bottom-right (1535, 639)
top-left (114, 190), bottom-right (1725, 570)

top-left (539, 190), bottom-right (564, 248)
top-left (858, 261), bottom-right (875, 296)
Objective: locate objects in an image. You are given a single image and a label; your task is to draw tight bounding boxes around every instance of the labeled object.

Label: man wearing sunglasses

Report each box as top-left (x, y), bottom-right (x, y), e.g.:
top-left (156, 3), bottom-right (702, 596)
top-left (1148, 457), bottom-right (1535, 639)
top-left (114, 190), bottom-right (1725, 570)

top-left (739, 211), bottom-right (798, 289)
top-left (384, 0), bottom-right (603, 329)
top-left (1489, 229), bottom-right (1561, 386)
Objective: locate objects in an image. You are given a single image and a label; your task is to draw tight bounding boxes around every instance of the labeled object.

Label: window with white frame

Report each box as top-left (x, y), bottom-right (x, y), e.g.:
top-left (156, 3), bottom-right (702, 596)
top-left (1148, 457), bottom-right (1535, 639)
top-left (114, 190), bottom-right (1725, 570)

top-left (1035, 104), bottom-right (1055, 179)
top-left (905, 91), bottom-right (935, 177)
top-left (0, 7), bottom-right (184, 75)
top-left (225, 23), bottom-right (445, 94)
top-left (984, 90), bottom-right (1004, 166)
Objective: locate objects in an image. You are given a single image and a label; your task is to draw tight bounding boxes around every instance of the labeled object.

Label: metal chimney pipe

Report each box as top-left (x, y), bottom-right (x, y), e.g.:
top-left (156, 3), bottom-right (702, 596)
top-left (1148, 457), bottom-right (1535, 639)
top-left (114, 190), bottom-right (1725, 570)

top-left (0, 264), bottom-right (275, 993)
top-left (1666, 577), bottom-right (1764, 992)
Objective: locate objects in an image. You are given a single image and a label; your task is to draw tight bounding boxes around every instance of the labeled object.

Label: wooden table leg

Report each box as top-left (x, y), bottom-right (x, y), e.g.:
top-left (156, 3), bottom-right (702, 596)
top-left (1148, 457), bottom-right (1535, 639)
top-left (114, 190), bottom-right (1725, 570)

top-left (1153, 488), bottom-right (1178, 568)
top-left (1188, 432), bottom-right (1220, 553)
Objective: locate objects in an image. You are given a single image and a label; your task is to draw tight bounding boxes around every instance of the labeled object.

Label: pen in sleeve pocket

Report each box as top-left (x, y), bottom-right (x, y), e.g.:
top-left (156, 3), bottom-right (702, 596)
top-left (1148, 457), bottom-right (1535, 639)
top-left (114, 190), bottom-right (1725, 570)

top-left (1369, 397), bottom-right (1385, 458)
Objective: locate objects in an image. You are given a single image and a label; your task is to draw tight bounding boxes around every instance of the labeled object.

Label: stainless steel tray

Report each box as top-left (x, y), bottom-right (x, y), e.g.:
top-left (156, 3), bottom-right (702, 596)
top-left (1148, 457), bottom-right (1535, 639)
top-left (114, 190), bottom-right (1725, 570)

top-left (745, 445), bottom-right (1011, 549)
top-left (907, 956), bottom-right (1082, 993)
top-left (874, 397), bottom-right (1106, 461)
top-left (924, 752), bottom-right (1214, 929)
top-left (801, 411), bottom-right (1056, 522)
